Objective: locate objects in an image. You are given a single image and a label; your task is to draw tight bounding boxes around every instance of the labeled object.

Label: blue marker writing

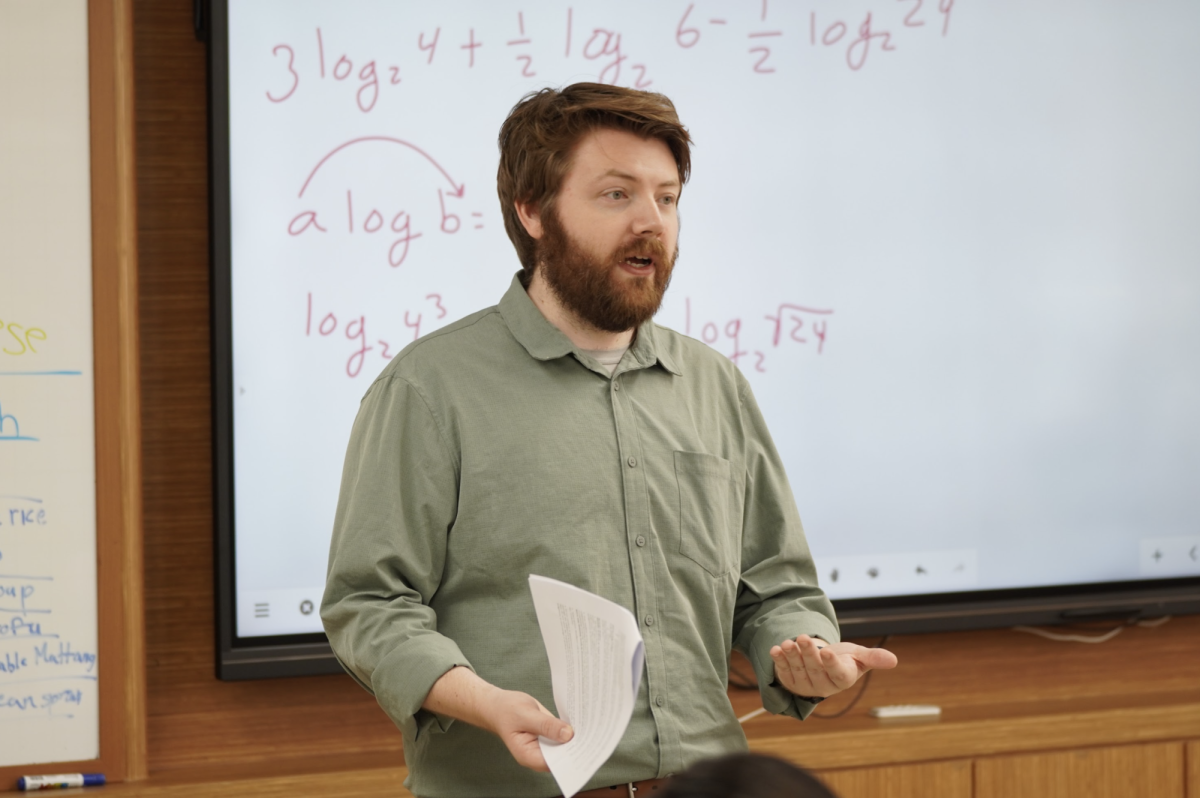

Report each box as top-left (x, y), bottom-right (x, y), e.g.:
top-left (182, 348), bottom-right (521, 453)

top-left (17, 773), bottom-right (105, 790)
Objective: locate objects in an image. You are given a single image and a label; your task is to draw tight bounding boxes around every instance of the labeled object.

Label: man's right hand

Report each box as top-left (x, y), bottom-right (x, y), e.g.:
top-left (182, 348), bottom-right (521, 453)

top-left (485, 688), bottom-right (575, 771)
top-left (422, 665), bottom-right (574, 772)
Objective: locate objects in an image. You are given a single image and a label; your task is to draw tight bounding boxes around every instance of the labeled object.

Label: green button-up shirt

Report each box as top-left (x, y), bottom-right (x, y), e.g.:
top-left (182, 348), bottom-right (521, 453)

top-left (322, 275), bottom-right (838, 798)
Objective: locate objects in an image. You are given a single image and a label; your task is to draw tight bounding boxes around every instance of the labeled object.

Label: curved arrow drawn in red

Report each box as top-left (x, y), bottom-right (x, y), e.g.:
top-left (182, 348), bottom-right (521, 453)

top-left (298, 136), bottom-right (465, 199)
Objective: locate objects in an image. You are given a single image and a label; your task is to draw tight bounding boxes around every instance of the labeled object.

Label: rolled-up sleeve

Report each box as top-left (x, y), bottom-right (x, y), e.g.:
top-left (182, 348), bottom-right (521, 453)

top-left (321, 374), bottom-right (470, 738)
top-left (730, 376), bottom-right (840, 721)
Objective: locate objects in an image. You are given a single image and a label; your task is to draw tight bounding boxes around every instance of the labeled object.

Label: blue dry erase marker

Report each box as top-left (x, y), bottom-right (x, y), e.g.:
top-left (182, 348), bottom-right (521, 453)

top-left (17, 773), bottom-right (105, 791)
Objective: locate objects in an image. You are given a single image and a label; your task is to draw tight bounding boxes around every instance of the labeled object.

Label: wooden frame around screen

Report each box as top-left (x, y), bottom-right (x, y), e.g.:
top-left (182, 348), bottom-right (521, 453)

top-left (0, 0), bottom-right (146, 787)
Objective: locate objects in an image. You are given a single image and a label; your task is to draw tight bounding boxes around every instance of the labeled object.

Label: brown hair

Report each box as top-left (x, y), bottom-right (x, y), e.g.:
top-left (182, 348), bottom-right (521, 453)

top-left (496, 82), bottom-right (692, 280)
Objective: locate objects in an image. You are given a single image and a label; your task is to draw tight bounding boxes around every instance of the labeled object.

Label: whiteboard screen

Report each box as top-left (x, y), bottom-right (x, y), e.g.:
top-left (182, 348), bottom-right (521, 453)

top-left (219, 0), bottom-right (1200, 639)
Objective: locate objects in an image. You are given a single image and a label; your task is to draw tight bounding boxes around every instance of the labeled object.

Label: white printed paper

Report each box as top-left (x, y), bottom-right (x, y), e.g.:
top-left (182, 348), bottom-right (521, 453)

top-left (528, 575), bottom-right (644, 798)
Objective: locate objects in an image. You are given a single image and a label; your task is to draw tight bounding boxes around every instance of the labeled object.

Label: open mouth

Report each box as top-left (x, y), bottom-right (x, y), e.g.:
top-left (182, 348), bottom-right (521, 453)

top-left (622, 255), bottom-right (654, 269)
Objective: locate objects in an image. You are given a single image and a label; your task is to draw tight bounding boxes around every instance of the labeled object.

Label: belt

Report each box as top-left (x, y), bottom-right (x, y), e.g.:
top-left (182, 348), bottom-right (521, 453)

top-left (568, 778), bottom-right (672, 798)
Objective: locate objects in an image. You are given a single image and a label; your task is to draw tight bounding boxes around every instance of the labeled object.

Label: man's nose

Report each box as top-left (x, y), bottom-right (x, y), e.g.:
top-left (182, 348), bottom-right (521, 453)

top-left (631, 194), bottom-right (665, 238)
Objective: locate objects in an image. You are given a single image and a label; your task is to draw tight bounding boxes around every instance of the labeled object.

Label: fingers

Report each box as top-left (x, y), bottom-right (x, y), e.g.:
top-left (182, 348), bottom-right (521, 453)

top-left (505, 694), bottom-right (572, 743)
top-left (488, 690), bottom-right (576, 773)
top-left (533, 711), bottom-right (574, 744)
top-left (819, 646), bottom-right (858, 690)
top-left (772, 636), bottom-right (893, 698)
top-left (857, 646), bottom-right (899, 670)
top-left (797, 637), bottom-right (842, 693)
top-left (771, 635), bottom-right (838, 697)
top-left (507, 735), bottom-right (552, 772)
top-left (790, 637), bottom-right (828, 692)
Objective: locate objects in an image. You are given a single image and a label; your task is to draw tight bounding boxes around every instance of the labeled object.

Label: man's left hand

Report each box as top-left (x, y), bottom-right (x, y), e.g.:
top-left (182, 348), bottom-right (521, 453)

top-left (769, 635), bottom-right (898, 700)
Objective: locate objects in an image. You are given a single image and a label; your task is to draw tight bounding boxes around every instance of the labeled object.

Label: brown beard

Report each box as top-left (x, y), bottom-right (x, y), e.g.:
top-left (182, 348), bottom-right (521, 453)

top-left (536, 207), bottom-right (676, 334)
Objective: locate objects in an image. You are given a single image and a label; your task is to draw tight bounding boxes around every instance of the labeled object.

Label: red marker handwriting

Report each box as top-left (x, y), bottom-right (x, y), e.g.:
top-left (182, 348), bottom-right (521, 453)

top-left (306, 293), bottom-right (450, 377)
top-left (286, 136), bottom-right (488, 270)
top-left (460, 28), bottom-right (482, 68)
top-left (508, 12), bottom-right (537, 78)
top-left (298, 136), bottom-right (464, 199)
top-left (265, 44), bottom-right (298, 102)
top-left (686, 298), bottom-right (834, 373)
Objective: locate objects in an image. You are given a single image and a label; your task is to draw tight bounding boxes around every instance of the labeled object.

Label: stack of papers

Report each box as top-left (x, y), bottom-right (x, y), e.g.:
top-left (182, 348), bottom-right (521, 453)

top-left (528, 575), bottom-right (646, 798)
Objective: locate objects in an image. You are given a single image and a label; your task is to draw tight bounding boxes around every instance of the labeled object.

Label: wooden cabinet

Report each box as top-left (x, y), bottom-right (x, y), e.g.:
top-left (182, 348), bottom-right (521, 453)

top-left (818, 760), bottom-right (971, 798)
top-left (975, 742), bottom-right (1185, 798)
top-left (811, 742), bottom-right (1196, 798)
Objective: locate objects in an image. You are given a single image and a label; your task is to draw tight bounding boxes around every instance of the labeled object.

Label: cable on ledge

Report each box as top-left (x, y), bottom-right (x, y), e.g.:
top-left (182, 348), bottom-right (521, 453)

top-left (1012, 615), bottom-right (1171, 644)
top-left (737, 707), bottom-right (768, 724)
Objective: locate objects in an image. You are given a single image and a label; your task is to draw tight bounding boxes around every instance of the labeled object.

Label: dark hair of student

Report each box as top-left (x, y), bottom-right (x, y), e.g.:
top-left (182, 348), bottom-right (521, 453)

top-left (656, 752), bottom-right (840, 798)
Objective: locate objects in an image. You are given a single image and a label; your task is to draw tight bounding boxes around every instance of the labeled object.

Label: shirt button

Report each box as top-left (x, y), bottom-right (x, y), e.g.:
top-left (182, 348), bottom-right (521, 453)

top-left (627, 456), bottom-right (637, 468)
top-left (655, 695), bottom-right (665, 707)
top-left (635, 535), bottom-right (646, 547)
top-left (613, 381), bottom-right (621, 391)
top-left (644, 615), bottom-right (654, 626)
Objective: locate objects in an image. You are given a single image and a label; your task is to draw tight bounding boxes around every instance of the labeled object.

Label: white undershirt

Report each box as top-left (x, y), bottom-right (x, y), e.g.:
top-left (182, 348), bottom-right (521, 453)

top-left (580, 346), bottom-right (629, 376)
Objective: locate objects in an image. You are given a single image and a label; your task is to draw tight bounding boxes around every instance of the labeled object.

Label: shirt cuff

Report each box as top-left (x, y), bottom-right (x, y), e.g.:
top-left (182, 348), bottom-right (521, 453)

top-left (744, 613), bottom-right (841, 721)
top-left (370, 633), bottom-right (474, 739)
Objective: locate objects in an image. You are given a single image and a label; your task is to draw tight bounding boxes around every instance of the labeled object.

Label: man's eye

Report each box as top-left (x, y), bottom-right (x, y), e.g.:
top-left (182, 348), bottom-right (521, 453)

top-left (660, 195), bottom-right (676, 206)
top-left (607, 190), bottom-right (625, 200)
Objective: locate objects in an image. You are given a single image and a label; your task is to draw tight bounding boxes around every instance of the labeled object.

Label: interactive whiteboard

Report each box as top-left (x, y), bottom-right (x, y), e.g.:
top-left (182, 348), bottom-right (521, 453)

top-left (0, 0), bottom-right (99, 766)
top-left (218, 0), bottom-right (1200, 641)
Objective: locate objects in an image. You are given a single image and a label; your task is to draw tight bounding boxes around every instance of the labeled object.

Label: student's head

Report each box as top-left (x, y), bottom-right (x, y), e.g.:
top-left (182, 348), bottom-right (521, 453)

top-left (658, 753), bottom-right (840, 798)
top-left (497, 83), bottom-right (692, 332)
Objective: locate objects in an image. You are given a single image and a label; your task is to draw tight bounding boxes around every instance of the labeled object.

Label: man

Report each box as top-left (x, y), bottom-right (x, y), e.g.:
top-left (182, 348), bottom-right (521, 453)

top-left (322, 83), bottom-right (897, 798)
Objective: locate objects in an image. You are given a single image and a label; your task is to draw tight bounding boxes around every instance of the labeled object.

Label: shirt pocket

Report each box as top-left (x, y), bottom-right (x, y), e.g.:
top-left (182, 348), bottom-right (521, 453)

top-left (674, 451), bottom-right (736, 577)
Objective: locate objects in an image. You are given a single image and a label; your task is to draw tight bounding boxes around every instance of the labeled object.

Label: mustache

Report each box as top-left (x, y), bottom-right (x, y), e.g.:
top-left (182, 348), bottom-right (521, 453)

top-left (614, 238), bottom-right (670, 263)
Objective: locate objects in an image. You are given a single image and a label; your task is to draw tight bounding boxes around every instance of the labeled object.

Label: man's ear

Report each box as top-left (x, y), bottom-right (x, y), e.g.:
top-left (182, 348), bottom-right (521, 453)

top-left (514, 199), bottom-right (544, 239)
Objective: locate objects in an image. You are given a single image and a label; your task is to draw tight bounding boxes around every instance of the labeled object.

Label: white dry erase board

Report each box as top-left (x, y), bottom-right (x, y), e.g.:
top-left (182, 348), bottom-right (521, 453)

top-left (0, 0), bottom-right (98, 768)
top-left (216, 0), bottom-right (1200, 643)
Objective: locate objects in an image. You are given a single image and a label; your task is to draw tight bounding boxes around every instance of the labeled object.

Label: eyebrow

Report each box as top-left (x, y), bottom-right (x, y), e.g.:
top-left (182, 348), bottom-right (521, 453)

top-left (596, 168), bottom-right (681, 189)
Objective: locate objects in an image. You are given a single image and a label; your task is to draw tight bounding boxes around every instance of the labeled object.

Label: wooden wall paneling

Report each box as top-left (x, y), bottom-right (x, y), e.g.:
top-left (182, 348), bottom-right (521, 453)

top-left (975, 743), bottom-right (1185, 798)
top-left (1188, 741), bottom-right (1199, 798)
top-left (744, 689), bottom-right (1200, 771)
top-left (738, 619), bottom-right (1200, 772)
top-left (825, 617), bottom-right (1200, 713)
top-left (816, 760), bottom-right (972, 798)
top-left (133, 0), bottom-right (401, 773)
top-left (732, 616), bottom-right (1200, 738)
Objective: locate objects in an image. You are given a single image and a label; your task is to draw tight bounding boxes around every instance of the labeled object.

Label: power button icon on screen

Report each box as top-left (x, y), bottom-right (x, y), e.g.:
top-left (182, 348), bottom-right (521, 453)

top-left (299, 600), bottom-right (314, 615)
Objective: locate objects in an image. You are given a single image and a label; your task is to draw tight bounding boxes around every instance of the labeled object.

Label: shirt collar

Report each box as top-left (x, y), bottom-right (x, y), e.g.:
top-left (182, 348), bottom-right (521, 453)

top-left (498, 273), bottom-right (683, 376)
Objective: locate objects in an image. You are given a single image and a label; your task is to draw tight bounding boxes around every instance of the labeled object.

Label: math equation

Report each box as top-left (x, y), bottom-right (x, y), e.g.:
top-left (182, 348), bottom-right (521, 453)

top-left (686, 298), bottom-right (834, 374)
top-left (303, 292), bottom-right (832, 378)
top-left (286, 138), bottom-right (480, 272)
top-left (262, 2), bottom-right (957, 114)
top-left (677, 0), bottom-right (955, 73)
top-left (305, 291), bottom-right (449, 378)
